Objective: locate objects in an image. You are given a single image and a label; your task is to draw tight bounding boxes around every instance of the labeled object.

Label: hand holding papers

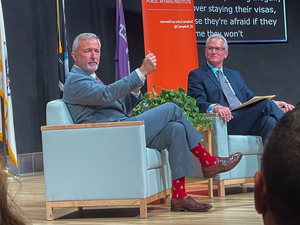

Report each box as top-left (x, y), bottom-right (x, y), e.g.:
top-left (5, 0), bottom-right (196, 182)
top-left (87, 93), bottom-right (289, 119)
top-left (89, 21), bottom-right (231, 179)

top-left (231, 95), bottom-right (276, 111)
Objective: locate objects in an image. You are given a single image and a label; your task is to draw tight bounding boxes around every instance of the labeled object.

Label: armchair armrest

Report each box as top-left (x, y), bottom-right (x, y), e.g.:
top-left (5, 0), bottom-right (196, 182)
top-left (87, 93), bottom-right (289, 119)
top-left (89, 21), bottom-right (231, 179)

top-left (41, 121), bottom-right (144, 131)
top-left (205, 113), bottom-right (219, 118)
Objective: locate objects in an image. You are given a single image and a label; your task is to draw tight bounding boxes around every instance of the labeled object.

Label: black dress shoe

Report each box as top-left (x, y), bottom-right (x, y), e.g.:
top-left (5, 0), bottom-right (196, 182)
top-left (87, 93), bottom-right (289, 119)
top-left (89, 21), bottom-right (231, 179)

top-left (202, 152), bottom-right (243, 178)
top-left (171, 196), bottom-right (213, 212)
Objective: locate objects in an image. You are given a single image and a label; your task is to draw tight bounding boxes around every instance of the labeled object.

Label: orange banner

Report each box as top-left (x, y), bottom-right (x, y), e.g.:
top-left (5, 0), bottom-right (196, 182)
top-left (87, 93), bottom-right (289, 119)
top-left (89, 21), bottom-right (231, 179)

top-left (141, 0), bottom-right (198, 93)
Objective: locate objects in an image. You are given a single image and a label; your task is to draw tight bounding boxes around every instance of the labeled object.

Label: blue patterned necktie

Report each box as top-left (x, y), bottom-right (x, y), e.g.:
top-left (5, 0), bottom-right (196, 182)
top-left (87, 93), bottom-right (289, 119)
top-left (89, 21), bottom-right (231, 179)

top-left (217, 70), bottom-right (240, 109)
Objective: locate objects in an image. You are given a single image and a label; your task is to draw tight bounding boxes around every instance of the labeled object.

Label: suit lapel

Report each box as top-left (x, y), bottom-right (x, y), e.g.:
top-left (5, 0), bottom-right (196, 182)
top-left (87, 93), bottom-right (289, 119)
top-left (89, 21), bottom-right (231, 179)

top-left (117, 99), bottom-right (126, 112)
top-left (204, 64), bottom-right (223, 92)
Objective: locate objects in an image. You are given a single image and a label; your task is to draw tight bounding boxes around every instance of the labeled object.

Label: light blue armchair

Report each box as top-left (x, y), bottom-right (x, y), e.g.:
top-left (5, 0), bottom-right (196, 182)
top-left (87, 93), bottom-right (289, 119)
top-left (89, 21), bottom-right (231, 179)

top-left (189, 113), bottom-right (263, 197)
top-left (41, 99), bottom-right (172, 220)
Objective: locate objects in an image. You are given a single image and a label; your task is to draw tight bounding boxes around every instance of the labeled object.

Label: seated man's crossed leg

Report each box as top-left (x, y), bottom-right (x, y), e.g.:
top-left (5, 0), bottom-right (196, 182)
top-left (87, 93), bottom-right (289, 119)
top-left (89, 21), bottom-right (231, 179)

top-left (126, 103), bottom-right (242, 212)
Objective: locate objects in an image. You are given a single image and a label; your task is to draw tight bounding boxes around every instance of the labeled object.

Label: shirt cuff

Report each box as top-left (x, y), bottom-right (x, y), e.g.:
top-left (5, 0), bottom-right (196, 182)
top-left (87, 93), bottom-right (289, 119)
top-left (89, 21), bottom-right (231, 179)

top-left (135, 69), bottom-right (146, 83)
top-left (206, 104), bottom-right (217, 113)
top-left (131, 91), bottom-right (141, 98)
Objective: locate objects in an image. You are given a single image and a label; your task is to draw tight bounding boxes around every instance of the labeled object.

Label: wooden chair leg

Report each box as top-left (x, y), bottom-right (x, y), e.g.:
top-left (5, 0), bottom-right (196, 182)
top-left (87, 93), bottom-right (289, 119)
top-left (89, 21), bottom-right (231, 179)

top-left (217, 180), bottom-right (225, 197)
top-left (208, 178), bottom-right (213, 198)
top-left (241, 183), bottom-right (247, 193)
top-left (46, 202), bottom-right (54, 221)
top-left (166, 194), bottom-right (171, 207)
top-left (205, 127), bottom-right (214, 198)
top-left (160, 198), bottom-right (164, 204)
top-left (139, 199), bottom-right (147, 219)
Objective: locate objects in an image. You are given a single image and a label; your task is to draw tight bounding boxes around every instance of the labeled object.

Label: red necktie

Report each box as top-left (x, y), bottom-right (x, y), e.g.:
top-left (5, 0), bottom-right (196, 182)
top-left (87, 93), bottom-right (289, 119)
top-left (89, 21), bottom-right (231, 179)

top-left (95, 76), bottom-right (102, 83)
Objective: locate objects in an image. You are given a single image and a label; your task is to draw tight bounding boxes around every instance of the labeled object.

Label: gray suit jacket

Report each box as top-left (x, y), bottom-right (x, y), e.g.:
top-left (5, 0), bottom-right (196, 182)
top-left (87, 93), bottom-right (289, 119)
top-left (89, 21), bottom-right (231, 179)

top-left (62, 66), bottom-right (143, 124)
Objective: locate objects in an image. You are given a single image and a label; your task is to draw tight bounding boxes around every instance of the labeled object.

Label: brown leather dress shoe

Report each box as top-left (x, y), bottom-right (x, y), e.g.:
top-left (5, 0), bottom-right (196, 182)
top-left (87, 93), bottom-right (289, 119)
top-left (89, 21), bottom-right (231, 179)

top-left (201, 152), bottom-right (243, 178)
top-left (171, 196), bottom-right (213, 212)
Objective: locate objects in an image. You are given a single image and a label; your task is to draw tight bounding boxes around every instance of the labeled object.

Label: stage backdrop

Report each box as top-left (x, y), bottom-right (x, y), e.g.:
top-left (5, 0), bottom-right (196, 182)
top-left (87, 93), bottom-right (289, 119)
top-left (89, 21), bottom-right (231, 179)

top-left (0, 0), bottom-right (299, 158)
top-left (141, 0), bottom-right (198, 92)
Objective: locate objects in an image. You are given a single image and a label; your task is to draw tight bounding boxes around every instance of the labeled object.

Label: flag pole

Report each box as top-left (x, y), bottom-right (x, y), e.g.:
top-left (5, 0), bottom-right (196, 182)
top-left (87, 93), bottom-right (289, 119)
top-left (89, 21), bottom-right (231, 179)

top-left (0, 80), bottom-right (18, 173)
top-left (1, 95), bottom-right (7, 165)
top-left (1, 96), bottom-right (18, 177)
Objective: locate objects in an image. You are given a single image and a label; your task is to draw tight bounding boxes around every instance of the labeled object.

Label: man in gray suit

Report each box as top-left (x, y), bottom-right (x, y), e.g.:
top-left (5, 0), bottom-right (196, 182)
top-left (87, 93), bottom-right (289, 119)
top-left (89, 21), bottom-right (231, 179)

top-left (63, 33), bottom-right (242, 212)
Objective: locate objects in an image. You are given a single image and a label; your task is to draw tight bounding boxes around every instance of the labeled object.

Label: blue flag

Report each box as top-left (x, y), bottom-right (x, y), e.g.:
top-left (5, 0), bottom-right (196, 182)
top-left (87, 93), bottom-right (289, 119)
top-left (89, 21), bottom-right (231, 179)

top-left (115, 0), bottom-right (130, 81)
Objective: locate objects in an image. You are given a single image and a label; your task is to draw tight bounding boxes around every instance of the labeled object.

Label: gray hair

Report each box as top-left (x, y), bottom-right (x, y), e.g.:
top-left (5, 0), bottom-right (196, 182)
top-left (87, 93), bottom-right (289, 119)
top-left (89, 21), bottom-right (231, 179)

top-left (72, 33), bottom-right (101, 52)
top-left (205, 33), bottom-right (228, 50)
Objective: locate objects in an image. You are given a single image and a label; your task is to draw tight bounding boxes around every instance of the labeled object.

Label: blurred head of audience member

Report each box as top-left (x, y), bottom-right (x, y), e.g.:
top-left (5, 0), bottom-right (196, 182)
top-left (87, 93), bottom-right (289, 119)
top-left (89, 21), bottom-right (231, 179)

top-left (254, 103), bottom-right (300, 225)
top-left (0, 156), bottom-right (26, 225)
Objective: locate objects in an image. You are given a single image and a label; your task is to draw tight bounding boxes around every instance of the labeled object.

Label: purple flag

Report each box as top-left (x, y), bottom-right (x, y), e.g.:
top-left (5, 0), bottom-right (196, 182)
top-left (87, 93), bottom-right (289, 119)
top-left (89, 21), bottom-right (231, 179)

top-left (115, 0), bottom-right (130, 81)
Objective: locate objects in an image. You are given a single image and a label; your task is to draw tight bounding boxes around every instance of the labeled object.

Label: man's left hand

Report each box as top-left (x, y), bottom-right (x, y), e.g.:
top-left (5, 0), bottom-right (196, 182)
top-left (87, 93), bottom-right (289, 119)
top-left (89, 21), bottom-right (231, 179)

top-left (274, 101), bottom-right (295, 111)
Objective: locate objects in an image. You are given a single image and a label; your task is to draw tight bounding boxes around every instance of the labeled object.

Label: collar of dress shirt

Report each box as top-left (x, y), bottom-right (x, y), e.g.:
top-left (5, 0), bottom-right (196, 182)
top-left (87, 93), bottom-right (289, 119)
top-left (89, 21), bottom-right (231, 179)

top-left (89, 73), bottom-right (96, 79)
top-left (207, 62), bottom-right (224, 80)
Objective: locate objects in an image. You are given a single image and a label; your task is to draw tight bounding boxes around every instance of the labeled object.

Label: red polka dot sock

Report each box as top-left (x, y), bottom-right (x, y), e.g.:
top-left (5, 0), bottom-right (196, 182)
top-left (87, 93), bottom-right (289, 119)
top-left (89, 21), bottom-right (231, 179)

top-left (190, 142), bottom-right (217, 167)
top-left (172, 177), bottom-right (187, 199)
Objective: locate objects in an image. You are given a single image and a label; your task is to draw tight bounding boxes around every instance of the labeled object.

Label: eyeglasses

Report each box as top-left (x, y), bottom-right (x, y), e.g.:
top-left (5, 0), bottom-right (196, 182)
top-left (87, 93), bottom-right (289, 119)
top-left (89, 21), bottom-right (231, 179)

top-left (205, 46), bottom-right (226, 52)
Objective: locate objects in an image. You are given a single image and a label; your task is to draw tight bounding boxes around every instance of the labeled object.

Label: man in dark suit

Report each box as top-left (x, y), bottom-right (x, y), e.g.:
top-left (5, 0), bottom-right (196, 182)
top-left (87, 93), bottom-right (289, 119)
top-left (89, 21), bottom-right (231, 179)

top-left (187, 33), bottom-right (294, 143)
top-left (254, 104), bottom-right (300, 225)
top-left (63, 33), bottom-right (242, 212)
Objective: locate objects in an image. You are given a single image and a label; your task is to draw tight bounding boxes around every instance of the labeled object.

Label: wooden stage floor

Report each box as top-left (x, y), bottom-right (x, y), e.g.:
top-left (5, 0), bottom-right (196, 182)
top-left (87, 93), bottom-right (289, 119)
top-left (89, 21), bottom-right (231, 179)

top-left (8, 174), bottom-right (263, 225)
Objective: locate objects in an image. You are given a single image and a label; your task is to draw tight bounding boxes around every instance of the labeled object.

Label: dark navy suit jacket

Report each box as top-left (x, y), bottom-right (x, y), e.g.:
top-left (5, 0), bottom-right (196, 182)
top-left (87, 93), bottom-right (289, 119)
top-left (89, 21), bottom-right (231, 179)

top-left (187, 64), bottom-right (284, 141)
top-left (187, 63), bottom-right (254, 112)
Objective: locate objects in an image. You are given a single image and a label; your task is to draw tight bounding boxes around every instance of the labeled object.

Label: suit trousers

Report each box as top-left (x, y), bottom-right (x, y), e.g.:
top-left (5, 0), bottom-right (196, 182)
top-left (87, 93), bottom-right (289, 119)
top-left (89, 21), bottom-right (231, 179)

top-left (125, 103), bottom-right (202, 180)
top-left (229, 99), bottom-right (284, 143)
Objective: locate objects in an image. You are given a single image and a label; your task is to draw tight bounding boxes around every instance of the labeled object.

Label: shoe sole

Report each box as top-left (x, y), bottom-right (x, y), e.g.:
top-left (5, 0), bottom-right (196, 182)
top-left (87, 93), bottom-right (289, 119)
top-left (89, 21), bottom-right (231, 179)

top-left (171, 205), bottom-right (213, 212)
